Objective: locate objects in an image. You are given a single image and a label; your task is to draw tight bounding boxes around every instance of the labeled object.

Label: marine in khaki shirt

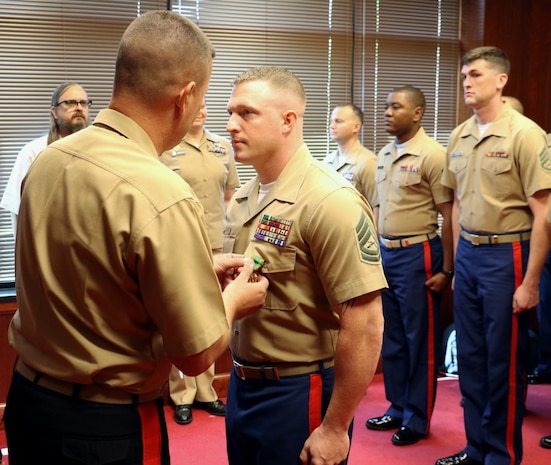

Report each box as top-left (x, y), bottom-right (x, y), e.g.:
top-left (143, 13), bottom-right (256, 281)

top-left (225, 144), bottom-right (387, 364)
top-left (10, 109), bottom-right (231, 395)
top-left (223, 66), bottom-right (386, 465)
top-left (366, 86), bottom-right (453, 446)
top-left (376, 126), bottom-right (452, 237)
top-left (325, 103), bottom-right (379, 218)
top-left (442, 104), bottom-right (550, 234)
top-left (160, 103), bottom-right (239, 252)
top-left (3, 12), bottom-right (268, 465)
top-left (160, 100), bottom-right (240, 423)
top-left (435, 45), bottom-right (551, 465)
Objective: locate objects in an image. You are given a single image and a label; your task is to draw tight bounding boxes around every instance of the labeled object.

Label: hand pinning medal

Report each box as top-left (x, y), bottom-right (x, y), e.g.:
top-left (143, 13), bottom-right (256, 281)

top-left (249, 256), bottom-right (266, 282)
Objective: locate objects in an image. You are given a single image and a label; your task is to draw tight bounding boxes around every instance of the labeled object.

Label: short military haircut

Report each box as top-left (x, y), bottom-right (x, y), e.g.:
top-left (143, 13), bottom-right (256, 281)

top-left (334, 103), bottom-right (364, 125)
top-left (114, 11), bottom-right (215, 103)
top-left (233, 66), bottom-right (306, 111)
top-left (392, 85), bottom-right (426, 110)
top-left (461, 46), bottom-right (510, 75)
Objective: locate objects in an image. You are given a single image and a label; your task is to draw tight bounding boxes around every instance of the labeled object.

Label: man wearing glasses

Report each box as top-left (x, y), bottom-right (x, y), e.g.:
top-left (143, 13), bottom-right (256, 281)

top-left (0, 82), bottom-right (90, 235)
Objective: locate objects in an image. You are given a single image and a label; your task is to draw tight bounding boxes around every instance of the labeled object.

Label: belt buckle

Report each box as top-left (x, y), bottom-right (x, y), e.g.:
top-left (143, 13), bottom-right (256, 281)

top-left (233, 360), bottom-right (247, 380)
top-left (268, 366), bottom-right (280, 381)
top-left (491, 235), bottom-right (499, 244)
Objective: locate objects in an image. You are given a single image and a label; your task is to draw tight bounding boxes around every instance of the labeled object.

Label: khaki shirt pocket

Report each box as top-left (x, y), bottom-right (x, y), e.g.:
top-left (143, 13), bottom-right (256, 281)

top-left (481, 157), bottom-right (513, 197)
top-left (246, 244), bottom-right (298, 312)
top-left (448, 156), bottom-right (468, 174)
top-left (395, 170), bottom-right (422, 187)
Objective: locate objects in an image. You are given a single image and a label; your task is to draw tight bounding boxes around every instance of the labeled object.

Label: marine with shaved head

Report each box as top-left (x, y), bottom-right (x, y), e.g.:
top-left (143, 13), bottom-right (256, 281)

top-left (224, 66), bottom-right (387, 465)
top-left (366, 85), bottom-right (453, 447)
top-left (4, 11), bottom-right (267, 465)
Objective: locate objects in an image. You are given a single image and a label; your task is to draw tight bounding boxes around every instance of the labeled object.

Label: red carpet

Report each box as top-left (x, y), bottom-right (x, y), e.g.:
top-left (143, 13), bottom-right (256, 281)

top-left (1, 374), bottom-right (550, 464)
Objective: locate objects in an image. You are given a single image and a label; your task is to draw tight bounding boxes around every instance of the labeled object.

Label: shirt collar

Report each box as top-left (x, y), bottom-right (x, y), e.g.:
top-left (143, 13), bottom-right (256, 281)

top-left (234, 143), bottom-right (312, 206)
top-left (94, 109), bottom-right (158, 159)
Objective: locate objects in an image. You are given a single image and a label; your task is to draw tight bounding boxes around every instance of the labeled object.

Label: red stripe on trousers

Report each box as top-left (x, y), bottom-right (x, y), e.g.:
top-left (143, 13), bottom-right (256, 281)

top-left (506, 242), bottom-right (523, 464)
top-left (423, 240), bottom-right (436, 433)
top-left (308, 373), bottom-right (323, 434)
top-left (138, 401), bottom-right (162, 465)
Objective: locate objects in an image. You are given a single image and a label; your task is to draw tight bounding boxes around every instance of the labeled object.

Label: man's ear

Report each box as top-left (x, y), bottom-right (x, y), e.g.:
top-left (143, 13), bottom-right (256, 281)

top-left (282, 110), bottom-right (298, 134)
top-left (496, 73), bottom-right (508, 91)
top-left (175, 81), bottom-right (196, 118)
top-left (413, 105), bottom-right (424, 123)
top-left (50, 106), bottom-right (58, 120)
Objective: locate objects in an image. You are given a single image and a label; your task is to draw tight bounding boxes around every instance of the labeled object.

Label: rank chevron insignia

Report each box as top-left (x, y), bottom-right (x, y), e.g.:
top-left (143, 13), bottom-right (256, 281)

top-left (539, 147), bottom-right (551, 172)
top-left (355, 211), bottom-right (380, 263)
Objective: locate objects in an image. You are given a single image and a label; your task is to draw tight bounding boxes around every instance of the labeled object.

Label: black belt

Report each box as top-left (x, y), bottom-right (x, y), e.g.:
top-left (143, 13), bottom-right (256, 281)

top-left (16, 360), bottom-right (161, 404)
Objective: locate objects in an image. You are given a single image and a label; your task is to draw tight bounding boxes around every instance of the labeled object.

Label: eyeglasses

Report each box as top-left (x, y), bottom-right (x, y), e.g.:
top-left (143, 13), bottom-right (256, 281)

top-left (56, 100), bottom-right (92, 109)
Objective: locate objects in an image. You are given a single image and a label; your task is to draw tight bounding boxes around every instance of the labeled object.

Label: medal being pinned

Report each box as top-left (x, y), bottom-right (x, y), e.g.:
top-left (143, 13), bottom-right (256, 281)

top-left (248, 255), bottom-right (266, 283)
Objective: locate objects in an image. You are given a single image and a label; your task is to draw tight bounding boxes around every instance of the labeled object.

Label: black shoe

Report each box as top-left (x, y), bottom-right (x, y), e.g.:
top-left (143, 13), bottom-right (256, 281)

top-left (174, 404), bottom-right (193, 425)
top-left (435, 452), bottom-right (483, 465)
top-left (192, 399), bottom-right (226, 416)
top-left (391, 426), bottom-right (423, 446)
top-left (365, 414), bottom-right (402, 431)
top-left (541, 435), bottom-right (551, 449)
top-left (527, 370), bottom-right (551, 384)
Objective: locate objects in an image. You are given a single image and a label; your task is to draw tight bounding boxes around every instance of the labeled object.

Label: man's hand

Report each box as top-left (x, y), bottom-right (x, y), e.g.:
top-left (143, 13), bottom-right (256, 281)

top-left (222, 258), bottom-right (268, 323)
top-left (214, 253), bottom-right (246, 289)
top-left (299, 424), bottom-right (350, 465)
top-left (425, 272), bottom-right (450, 292)
top-left (512, 282), bottom-right (539, 314)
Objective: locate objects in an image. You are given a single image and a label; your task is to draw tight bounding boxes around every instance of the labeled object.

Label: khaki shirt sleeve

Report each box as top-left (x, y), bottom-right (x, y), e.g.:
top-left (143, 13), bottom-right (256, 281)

top-left (357, 154), bottom-right (379, 208)
top-left (306, 188), bottom-right (386, 305)
top-left (425, 143), bottom-right (453, 205)
top-left (135, 197), bottom-right (228, 358)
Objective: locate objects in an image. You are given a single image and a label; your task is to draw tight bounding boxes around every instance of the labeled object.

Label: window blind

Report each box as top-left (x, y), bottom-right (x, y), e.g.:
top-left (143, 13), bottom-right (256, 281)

top-left (0, 0), bottom-right (459, 285)
top-left (0, 0), bottom-right (168, 285)
top-left (170, 0), bottom-right (356, 184)
top-left (353, 0), bottom-right (460, 151)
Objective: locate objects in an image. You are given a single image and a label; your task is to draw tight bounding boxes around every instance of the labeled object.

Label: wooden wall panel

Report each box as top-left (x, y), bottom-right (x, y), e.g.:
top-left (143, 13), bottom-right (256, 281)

top-left (0, 301), bottom-right (17, 429)
top-left (464, 0), bottom-right (551, 131)
top-left (522, 1), bottom-right (551, 132)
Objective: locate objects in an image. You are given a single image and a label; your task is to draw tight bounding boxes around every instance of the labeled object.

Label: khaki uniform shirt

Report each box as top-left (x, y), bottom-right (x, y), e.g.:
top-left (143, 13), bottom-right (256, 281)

top-left (160, 129), bottom-right (239, 251)
top-left (9, 109), bottom-right (228, 395)
top-left (324, 140), bottom-right (379, 208)
top-left (376, 127), bottom-right (452, 236)
top-left (442, 105), bottom-right (551, 233)
top-left (224, 144), bottom-right (387, 364)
